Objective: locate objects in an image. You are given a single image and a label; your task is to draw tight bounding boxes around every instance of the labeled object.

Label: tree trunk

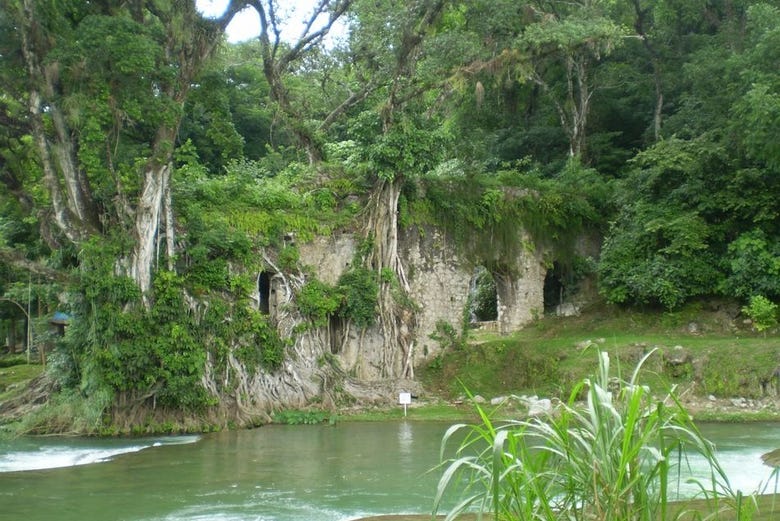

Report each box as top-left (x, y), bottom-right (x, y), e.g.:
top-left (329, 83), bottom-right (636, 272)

top-left (18, 0), bottom-right (96, 243)
top-left (131, 160), bottom-right (171, 296)
top-left (363, 179), bottom-right (414, 378)
top-left (163, 176), bottom-right (176, 272)
top-left (251, 0), bottom-right (354, 165)
top-left (26, 91), bottom-right (85, 243)
top-left (631, 0), bottom-right (664, 142)
top-left (546, 54), bottom-right (591, 159)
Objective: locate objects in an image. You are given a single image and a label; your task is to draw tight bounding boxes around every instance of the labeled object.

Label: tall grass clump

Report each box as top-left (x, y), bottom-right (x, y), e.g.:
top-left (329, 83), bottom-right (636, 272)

top-left (434, 350), bottom-right (744, 521)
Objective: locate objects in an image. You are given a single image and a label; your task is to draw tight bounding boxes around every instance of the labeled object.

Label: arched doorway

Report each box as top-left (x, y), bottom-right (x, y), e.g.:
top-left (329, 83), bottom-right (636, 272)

top-left (468, 266), bottom-right (498, 324)
top-left (543, 261), bottom-right (566, 313)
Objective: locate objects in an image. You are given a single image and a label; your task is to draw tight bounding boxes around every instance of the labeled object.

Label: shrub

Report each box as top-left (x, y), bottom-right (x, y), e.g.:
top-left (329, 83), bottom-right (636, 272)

top-left (429, 320), bottom-right (464, 352)
top-left (297, 279), bottom-right (341, 327)
top-left (598, 205), bottom-right (721, 309)
top-left (742, 295), bottom-right (778, 333)
top-left (723, 230), bottom-right (780, 300)
top-left (336, 267), bottom-right (378, 328)
top-left (297, 269), bottom-right (379, 330)
top-left (435, 350), bottom-right (742, 521)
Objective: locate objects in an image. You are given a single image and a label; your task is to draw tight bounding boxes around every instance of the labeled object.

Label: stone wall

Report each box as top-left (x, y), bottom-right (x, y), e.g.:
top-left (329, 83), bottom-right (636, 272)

top-left (256, 227), bottom-right (549, 380)
top-left (493, 243), bottom-right (547, 334)
top-left (400, 226), bottom-right (473, 365)
top-left (297, 232), bottom-right (357, 285)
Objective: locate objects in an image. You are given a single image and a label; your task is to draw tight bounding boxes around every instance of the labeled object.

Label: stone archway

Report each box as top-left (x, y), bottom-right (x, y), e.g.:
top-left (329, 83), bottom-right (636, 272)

top-left (468, 266), bottom-right (498, 324)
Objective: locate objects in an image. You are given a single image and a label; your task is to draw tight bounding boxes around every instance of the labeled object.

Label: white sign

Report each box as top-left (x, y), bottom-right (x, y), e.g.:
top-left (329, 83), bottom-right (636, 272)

top-left (399, 392), bottom-right (412, 405)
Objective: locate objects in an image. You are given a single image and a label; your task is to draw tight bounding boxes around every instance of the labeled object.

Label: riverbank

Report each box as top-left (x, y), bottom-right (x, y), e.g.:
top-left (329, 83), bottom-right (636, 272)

top-left (416, 303), bottom-right (780, 424)
top-left (337, 393), bottom-right (780, 424)
top-left (2, 303), bottom-right (779, 433)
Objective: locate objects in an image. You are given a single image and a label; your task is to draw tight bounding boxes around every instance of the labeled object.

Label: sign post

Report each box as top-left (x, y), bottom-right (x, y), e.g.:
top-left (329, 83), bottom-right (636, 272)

top-left (399, 392), bottom-right (412, 417)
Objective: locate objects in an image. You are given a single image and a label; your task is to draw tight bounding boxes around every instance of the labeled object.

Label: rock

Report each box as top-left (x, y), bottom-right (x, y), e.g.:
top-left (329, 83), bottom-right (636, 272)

top-left (555, 303), bottom-right (580, 317)
top-left (575, 340), bottom-right (594, 350)
top-left (730, 397), bottom-right (746, 407)
top-left (527, 398), bottom-right (552, 417)
top-left (708, 395), bottom-right (717, 401)
top-left (663, 345), bottom-right (692, 378)
top-left (517, 395), bottom-right (538, 405)
top-left (472, 395), bottom-right (486, 404)
top-left (490, 396), bottom-right (508, 406)
top-left (687, 322), bottom-right (700, 334)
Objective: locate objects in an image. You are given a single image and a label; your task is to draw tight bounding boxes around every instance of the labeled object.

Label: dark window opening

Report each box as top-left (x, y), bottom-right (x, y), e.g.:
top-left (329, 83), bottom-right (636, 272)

top-left (543, 262), bottom-right (565, 312)
top-left (329, 315), bottom-right (345, 354)
top-left (258, 271), bottom-right (272, 314)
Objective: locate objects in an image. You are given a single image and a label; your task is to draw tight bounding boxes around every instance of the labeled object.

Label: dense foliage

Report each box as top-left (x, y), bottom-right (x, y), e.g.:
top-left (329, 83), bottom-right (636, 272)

top-left (2, 0), bottom-right (780, 423)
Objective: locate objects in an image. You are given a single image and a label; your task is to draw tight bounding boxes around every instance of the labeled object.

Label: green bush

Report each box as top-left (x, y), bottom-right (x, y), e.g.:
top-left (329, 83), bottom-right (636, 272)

top-left (598, 205), bottom-right (721, 309)
top-left (429, 320), bottom-right (464, 351)
top-left (297, 279), bottom-right (341, 327)
top-left (232, 306), bottom-right (286, 372)
top-left (278, 245), bottom-right (300, 270)
top-left (0, 355), bottom-right (28, 368)
top-left (336, 267), bottom-right (378, 328)
top-left (742, 295), bottom-right (778, 333)
top-left (723, 230), bottom-right (780, 300)
top-left (297, 269), bottom-right (379, 329)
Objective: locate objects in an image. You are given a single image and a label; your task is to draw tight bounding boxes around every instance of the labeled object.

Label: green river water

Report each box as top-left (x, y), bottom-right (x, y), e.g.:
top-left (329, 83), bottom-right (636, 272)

top-left (0, 421), bottom-right (778, 521)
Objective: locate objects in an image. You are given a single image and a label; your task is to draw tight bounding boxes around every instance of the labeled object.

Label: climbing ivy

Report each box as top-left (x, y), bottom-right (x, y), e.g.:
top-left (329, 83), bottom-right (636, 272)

top-left (407, 160), bottom-right (610, 269)
top-left (56, 237), bottom-right (286, 420)
top-left (231, 306), bottom-right (286, 372)
top-left (296, 268), bottom-right (379, 330)
top-left (297, 279), bottom-right (341, 328)
top-left (336, 267), bottom-right (379, 329)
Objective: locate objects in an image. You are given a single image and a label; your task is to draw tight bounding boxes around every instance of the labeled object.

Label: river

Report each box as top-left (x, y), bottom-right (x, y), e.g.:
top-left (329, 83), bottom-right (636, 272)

top-left (0, 421), bottom-right (778, 521)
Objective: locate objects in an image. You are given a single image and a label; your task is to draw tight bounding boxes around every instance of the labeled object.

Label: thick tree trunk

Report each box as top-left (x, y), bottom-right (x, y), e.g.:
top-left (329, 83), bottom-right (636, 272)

top-left (131, 160), bottom-right (171, 296)
top-left (163, 178), bottom-right (176, 272)
top-left (26, 91), bottom-right (85, 243)
top-left (364, 179), bottom-right (414, 378)
top-left (49, 105), bottom-right (96, 228)
top-left (18, 0), bottom-right (96, 243)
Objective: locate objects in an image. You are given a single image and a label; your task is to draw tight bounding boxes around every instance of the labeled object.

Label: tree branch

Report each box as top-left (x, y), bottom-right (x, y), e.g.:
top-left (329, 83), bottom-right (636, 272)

top-left (0, 248), bottom-right (68, 282)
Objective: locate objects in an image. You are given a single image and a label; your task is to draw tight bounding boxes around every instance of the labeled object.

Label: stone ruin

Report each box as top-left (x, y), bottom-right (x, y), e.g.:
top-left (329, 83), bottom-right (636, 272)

top-left (250, 225), bottom-right (577, 382)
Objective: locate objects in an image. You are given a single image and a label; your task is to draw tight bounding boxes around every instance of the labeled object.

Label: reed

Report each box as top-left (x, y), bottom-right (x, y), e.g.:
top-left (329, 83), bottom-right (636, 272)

top-left (434, 350), bottom-right (748, 521)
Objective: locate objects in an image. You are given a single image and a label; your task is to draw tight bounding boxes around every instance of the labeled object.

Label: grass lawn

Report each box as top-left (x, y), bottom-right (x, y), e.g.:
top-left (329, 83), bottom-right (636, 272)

top-left (420, 303), bottom-right (780, 412)
top-left (0, 359), bottom-right (44, 403)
